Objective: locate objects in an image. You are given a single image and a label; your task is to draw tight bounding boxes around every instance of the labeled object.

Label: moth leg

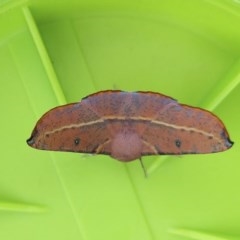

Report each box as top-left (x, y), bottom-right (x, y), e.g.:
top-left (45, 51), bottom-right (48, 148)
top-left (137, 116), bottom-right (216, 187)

top-left (139, 157), bottom-right (148, 178)
top-left (95, 139), bottom-right (111, 154)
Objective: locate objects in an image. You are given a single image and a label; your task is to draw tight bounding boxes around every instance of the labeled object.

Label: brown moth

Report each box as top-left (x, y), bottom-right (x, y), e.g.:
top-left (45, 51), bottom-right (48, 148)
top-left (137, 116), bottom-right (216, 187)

top-left (27, 90), bottom-right (233, 162)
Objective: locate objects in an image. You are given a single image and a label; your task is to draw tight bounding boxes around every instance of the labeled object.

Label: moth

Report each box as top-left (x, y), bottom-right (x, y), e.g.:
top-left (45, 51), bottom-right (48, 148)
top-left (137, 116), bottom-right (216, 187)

top-left (27, 90), bottom-right (233, 175)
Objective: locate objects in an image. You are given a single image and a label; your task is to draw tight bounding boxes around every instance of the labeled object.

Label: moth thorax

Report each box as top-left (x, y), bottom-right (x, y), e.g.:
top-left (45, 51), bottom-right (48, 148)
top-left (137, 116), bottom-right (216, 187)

top-left (111, 130), bottom-right (142, 162)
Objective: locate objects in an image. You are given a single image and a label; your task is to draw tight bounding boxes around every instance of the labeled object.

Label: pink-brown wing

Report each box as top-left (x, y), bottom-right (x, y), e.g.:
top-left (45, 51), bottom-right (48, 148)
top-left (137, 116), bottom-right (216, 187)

top-left (26, 98), bottom-right (112, 155)
top-left (136, 92), bottom-right (233, 155)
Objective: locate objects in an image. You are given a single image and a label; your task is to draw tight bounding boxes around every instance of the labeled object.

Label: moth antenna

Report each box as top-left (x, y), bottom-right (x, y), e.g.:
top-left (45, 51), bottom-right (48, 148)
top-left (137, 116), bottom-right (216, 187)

top-left (139, 157), bottom-right (148, 178)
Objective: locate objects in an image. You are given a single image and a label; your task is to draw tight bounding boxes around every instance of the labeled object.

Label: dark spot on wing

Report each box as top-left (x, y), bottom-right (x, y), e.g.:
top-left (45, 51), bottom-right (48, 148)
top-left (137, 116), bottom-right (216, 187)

top-left (74, 138), bottom-right (80, 146)
top-left (175, 139), bottom-right (181, 148)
